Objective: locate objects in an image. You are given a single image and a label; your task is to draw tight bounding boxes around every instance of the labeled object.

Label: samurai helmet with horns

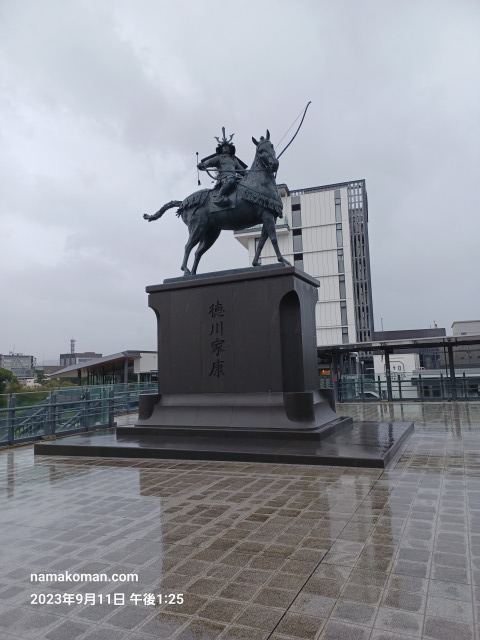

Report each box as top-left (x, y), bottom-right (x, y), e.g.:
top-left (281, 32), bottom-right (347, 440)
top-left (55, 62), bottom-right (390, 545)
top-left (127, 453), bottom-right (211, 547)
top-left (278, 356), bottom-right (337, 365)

top-left (215, 127), bottom-right (236, 155)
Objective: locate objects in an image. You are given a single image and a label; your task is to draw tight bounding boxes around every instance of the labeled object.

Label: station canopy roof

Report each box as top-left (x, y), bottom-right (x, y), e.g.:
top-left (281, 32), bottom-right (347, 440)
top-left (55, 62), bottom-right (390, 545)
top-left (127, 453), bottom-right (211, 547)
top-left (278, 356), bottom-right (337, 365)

top-left (47, 351), bottom-right (156, 377)
top-left (318, 334), bottom-right (480, 355)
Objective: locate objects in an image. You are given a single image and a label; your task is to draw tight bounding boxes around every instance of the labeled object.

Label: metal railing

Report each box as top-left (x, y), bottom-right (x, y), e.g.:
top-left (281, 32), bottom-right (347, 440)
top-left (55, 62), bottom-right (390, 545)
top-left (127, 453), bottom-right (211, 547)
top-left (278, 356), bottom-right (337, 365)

top-left (0, 382), bottom-right (156, 447)
top-left (322, 372), bottom-right (480, 402)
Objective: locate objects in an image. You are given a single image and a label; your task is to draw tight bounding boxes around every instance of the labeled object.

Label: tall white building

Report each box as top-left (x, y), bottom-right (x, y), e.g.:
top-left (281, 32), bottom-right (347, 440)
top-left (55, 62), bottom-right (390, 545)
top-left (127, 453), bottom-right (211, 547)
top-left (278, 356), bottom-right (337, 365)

top-left (235, 179), bottom-right (374, 346)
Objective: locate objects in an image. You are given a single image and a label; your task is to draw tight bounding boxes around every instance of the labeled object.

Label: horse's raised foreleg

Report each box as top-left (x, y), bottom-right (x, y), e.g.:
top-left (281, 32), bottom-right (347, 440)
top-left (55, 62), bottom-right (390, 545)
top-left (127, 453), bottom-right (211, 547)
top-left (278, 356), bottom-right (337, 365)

top-left (263, 215), bottom-right (291, 266)
top-left (190, 227), bottom-right (221, 275)
top-left (252, 225), bottom-right (268, 267)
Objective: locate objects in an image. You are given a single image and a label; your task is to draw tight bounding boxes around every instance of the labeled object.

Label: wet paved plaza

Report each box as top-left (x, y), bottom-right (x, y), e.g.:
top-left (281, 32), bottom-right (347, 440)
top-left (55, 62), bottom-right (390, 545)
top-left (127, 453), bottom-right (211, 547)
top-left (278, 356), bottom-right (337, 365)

top-left (1, 401), bottom-right (480, 639)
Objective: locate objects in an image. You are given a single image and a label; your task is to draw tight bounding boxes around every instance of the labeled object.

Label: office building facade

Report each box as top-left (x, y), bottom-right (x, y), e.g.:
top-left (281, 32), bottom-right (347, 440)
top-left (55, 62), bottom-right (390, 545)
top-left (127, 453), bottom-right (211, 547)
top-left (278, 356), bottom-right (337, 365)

top-left (235, 179), bottom-right (375, 346)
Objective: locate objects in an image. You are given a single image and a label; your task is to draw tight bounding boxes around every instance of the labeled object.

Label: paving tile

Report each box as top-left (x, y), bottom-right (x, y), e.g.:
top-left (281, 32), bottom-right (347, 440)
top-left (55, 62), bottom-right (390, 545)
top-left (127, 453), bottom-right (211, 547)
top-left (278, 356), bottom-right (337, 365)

top-left (197, 597), bottom-right (245, 623)
top-left (249, 555), bottom-right (285, 570)
top-left (302, 577), bottom-right (345, 598)
top-left (234, 604), bottom-right (284, 631)
top-left (235, 568), bottom-right (274, 585)
top-left (370, 631), bottom-right (420, 640)
top-left (397, 547), bottom-right (431, 563)
top-left (331, 599), bottom-right (377, 624)
top-left (274, 612), bottom-right (325, 639)
top-left (387, 574), bottom-right (428, 594)
top-left (0, 607), bottom-right (60, 639)
top-left (382, 588), bottom-right (426, 613)
top-left (267, 572), bottom-right (308, 590)
top-left (347, 568), bottom-right (389, 587)
top-left (45, 619), bottom-right (93, 640)
top-left (188, 576), bottom-right (226, 596)
top-left (252, 587), bottom-right (298, 608)
top-left (428, 578), bottom-right (472, 602)
top-left (423, 615), bottom-right (474, 640)
top-left (340, 583), bottom-right (384, 604)
top-left (290, 593), bottom-right (337, 617)
top-left (219, 625), bottom-right (270, 640)
top-left (319, 620), bottom-right (371, 640)
top-left (206, 564), bottom-right (241, 580)
top-left (80, 627), bottom-right (129, 640)
top-left (392, 559), bottom-right (429, 578)
top-left (219, 582), bottom-right (261, 602)
top-left (312, 565), bottom-right (352, 581)
top-left (425, 594), bottom-right (474, 622)
top-left (374, 606), bottom-right (423, 637)
top-left (432, 564), bottom-right (471, 584)
top-left (175, 618), bottom-right (227, 639)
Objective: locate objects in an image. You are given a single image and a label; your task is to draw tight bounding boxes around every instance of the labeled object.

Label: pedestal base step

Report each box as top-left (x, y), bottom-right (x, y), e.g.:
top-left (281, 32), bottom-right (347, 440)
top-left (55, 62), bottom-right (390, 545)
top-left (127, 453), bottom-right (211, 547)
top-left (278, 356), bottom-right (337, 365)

top-left (34, 420), bottom-right (414, 468)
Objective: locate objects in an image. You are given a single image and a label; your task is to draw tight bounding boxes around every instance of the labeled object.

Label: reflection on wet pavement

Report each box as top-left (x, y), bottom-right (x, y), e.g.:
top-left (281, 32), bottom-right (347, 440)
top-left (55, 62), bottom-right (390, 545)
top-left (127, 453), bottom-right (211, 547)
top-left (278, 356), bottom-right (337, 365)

top-left (0, 401), bottom-right (479, 639)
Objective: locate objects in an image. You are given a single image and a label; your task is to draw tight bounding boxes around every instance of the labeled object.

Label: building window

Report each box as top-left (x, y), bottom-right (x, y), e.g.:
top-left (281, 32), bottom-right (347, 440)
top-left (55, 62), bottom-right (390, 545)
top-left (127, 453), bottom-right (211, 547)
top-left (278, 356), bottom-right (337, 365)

top-left (340, 301), bottom-right (348, 326)
top-left (339, 275), bottom-right (346, 300)
top-left (342, 327), bottom-right (349, 344)
top-left (292, 209), bottom-right (302, 228)
top-left (336, 223), bottom-right (343, 247)
top-left (292, 229), bottom-right (303, 252)
top-left (337, 249), bottom-right (344, 273)
top-left (294, 253), bottom-right (304, 271)
top-left (335, 197), bottom-right (342, 222)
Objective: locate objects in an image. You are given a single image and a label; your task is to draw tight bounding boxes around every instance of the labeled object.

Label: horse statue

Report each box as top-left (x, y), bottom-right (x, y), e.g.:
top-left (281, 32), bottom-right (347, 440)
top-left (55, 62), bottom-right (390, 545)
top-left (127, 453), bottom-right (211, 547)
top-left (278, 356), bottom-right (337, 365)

top-left (143, 130), bottom-right (291, 275)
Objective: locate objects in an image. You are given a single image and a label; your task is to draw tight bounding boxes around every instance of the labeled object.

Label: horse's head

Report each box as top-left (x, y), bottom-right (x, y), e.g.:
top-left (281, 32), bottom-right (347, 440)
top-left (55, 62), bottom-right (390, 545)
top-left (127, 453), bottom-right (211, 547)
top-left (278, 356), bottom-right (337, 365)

top-left (252, 130), bottom-right (279, 172)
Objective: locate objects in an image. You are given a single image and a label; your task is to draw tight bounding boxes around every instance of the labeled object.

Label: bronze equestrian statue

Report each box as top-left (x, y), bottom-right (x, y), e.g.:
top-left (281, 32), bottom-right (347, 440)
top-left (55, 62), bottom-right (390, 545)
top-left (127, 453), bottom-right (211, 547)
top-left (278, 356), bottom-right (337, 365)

top-left (143, 129), bottom-right (291, 275)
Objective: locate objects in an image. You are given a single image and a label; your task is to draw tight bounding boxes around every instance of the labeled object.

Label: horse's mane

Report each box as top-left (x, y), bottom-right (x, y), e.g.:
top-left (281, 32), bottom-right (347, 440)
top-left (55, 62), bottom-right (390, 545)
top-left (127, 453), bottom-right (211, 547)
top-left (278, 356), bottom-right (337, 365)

top-left (237, 184), bottom-right (283, 217)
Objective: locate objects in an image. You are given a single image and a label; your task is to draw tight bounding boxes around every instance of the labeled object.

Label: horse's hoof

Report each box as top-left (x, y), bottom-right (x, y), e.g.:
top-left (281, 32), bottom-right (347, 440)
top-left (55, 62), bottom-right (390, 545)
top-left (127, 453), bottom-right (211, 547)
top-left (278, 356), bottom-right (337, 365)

top-left (252, 261), bottom-right (259, 268)
top-left (182, 269), bottom-right (191, 276)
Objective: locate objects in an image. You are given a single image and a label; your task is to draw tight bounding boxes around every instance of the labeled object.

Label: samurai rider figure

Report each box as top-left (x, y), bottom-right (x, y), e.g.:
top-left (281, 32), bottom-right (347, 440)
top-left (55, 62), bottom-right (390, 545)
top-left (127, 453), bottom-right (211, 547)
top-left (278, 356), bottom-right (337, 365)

top-left (197, 128), bottom-right (248, 208)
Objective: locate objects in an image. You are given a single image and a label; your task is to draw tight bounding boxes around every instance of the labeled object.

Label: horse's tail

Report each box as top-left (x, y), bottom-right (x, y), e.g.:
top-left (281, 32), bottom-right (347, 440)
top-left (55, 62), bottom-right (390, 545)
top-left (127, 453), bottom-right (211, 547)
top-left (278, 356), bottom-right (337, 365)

top-left (151, 200), bottom-right (183, 220)
top-left (144, 200), bottom-right (183, 222)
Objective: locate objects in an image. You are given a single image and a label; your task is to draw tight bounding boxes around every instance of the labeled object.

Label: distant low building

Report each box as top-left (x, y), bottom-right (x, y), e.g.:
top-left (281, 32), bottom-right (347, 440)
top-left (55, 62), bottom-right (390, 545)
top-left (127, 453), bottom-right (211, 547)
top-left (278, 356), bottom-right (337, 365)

top-left (0, 353), bottom-right (35, 379)
top-left (452, 320), bottom-right (480, 336)
top-left (373, 327), bottom-right (446, 369)
top-left (442, 320), bottom-right (480, 368)
top-left (59, 351), bottom-right (102, 367)
top-left (373, 353), bottom-right (420, 399)
top-left (36, 365), bottom-right (64, 376)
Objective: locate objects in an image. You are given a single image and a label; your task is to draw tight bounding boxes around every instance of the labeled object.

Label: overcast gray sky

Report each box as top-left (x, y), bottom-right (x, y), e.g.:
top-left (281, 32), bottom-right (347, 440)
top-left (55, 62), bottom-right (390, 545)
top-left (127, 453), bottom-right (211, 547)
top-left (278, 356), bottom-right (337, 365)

top-left (1, 0), bottom-right (479, 362)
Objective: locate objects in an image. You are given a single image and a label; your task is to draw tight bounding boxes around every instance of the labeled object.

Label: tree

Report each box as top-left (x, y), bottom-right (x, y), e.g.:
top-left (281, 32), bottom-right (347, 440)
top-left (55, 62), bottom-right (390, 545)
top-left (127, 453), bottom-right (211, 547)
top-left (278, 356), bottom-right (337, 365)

top-left (0, 368), bottom-right (18, 394)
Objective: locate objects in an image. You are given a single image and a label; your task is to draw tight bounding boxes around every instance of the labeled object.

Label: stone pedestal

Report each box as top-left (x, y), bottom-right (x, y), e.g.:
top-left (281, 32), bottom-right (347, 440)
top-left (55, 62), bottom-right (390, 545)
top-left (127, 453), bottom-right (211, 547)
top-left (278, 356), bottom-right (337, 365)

top-left (34, 265), bottom-right (414, 467)
top-left (134, 264), bottom-right (346, 433)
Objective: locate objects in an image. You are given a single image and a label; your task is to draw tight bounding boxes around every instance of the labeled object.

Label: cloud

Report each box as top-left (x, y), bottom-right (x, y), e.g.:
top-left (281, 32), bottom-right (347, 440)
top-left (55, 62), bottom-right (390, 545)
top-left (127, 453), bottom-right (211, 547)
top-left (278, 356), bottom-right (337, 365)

top-left (1, 0), bottom-right (479, 358)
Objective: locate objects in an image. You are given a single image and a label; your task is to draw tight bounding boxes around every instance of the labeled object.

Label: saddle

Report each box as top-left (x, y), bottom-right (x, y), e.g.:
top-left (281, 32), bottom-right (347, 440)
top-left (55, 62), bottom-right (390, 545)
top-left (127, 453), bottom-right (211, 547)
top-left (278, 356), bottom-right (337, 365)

top-left (209, 190), bottom-right (237, 213)
top-left (209, 178), bottom-right (242, 213)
